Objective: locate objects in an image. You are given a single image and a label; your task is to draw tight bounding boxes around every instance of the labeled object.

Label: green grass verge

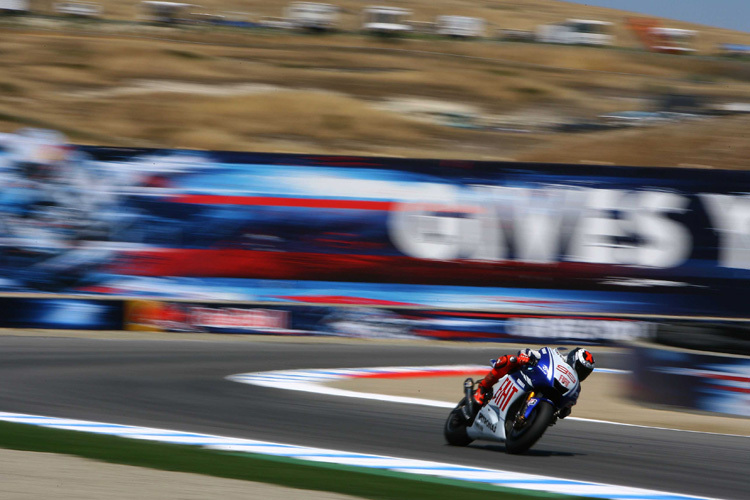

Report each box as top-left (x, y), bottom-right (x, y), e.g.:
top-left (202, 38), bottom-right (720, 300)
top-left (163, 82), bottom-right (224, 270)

top-left (0, 420), bottom-right (590, 500)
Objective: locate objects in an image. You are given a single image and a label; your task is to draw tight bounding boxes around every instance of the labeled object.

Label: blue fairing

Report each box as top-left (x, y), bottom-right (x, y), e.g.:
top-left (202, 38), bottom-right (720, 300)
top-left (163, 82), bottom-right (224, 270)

top-left (510, 348), bottom-right (580, 410)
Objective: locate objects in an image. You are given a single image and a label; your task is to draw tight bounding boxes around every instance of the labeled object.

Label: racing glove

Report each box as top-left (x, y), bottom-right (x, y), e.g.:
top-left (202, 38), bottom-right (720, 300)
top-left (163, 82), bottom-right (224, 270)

top-left (517, 348), bottom-right (541, 365)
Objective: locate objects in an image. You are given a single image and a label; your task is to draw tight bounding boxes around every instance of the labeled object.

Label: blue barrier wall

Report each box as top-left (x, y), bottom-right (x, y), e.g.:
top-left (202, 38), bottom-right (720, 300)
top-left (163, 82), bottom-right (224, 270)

top-left (0, 297), bottom-right (123, 330)
top-left (2, 140), bottom-right (750, 322)
top-left (631, 344), bottom-right (750, 417)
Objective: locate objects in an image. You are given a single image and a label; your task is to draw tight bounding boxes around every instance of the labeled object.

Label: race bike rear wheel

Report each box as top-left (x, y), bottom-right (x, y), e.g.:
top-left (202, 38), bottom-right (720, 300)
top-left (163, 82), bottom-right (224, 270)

top-left (503, 398), bottom-right (555, 454)
top-left (444, 398), bottom-right (474, 447)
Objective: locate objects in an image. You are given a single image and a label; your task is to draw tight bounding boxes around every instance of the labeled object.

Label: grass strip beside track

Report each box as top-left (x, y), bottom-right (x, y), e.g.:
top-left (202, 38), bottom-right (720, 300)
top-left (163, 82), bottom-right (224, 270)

top-left (0, 420), bottom-right (587, 500)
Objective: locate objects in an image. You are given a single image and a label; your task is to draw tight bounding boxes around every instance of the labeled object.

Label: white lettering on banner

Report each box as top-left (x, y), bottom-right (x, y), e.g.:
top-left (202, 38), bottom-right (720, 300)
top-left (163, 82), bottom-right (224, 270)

top-left (701, 194), bottom-right (750, 270)
top-left (567, 189), bottom-right (628, 265)
top-left (386, 184), bottom-right (473, 261)
top-left (476, 185), bottom-right (580, 263)
top-left (567, 190), bottom-right (690, 267)
top-left (632, 191), bottom-right (692, 268)
top-left (388, 185), bottom-right (693, 268)
top-left (505, 319), bottom-right (654, 341)
top-left (189, 307), bottom-right (287, 330)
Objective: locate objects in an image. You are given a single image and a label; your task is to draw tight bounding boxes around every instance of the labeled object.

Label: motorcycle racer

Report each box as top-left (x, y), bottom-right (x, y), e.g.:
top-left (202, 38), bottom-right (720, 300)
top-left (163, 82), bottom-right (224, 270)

top-left (473, 347), bottom-right (595, 419)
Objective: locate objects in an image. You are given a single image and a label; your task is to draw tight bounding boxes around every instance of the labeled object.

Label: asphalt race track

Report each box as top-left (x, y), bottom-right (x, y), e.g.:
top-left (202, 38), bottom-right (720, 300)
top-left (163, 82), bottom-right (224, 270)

top-left (0, 335), bottom-right (746, 499)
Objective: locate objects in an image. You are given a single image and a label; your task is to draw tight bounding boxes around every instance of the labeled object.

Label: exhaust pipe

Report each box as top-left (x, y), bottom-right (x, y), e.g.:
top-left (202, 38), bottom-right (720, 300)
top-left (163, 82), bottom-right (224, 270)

top-left (461, 378), bottom-right (476, 423)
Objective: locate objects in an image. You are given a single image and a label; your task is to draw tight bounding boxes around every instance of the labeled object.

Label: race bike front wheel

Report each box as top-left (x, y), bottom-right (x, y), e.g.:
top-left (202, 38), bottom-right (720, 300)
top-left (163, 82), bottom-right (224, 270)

top-left (503, 398), bottom-right (555, 454)
top-left (444, 398), bottom-right (474, 447)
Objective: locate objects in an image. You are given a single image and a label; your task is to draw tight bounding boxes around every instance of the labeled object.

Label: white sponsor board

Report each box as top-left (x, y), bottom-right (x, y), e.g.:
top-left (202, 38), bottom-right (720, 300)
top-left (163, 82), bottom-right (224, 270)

top-left (506, 318), bottom-right (655, 341)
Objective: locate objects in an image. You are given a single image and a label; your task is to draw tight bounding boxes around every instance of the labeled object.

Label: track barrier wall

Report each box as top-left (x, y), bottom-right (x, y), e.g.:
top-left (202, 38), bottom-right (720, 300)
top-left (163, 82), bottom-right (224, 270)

top-left (1, 139), bottom-right (750, 317)
top-left (631, 344), bottom-right (750, 417)
top-left (2, 134), bottom-right (750, 341)
top-left (123, 298), bottom-right (656, 343)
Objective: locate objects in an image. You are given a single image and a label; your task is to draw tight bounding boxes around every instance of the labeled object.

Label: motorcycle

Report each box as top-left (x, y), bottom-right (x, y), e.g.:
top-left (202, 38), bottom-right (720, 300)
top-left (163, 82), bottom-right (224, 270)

top-left (444, 347), bottom-right (580, 454)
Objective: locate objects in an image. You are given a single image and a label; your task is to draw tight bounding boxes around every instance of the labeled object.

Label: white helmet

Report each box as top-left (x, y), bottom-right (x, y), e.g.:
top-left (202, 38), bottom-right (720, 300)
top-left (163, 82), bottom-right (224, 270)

top-left (567, 347), bottom-right (595, 381)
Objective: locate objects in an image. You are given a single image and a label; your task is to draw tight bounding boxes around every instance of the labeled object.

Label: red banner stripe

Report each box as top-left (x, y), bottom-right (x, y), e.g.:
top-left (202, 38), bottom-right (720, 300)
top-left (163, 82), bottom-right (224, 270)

top-left (710, 384), bottom-right (750, 394)
top-left (413, 329), bottom-right (502, 339)
top-left (170, 195), bottom-right (392, 211)
top-left (426, 311), bottom-right (634, 321)
top-left (274, 295), bottom-right (417, 306)
top-left (702, 373), bottom-right (750, 383)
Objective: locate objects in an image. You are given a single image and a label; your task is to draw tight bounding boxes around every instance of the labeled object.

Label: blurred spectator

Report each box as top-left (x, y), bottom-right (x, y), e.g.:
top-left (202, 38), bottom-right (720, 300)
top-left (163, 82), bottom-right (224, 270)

top-left (0, 129), bottom-right (120, 290)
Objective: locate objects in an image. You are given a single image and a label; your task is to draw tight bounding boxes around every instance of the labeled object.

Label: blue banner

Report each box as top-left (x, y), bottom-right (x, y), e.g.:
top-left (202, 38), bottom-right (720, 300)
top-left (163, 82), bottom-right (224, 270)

top-left (2, 129), bottom-right (750, 319)
top-left (631, 345), bottom-right (750, 417)
top-left (0, 297), bottom-right (123, 330)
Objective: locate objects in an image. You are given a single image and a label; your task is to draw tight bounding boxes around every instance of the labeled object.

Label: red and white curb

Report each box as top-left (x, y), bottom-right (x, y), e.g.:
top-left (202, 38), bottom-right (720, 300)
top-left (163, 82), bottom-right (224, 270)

top-left (227, 365), bottom-right (628, 410)
top-left (230, 365), bottom-right (746, 437)
top-left (228, 365), bottom-right (490, 408)
top-left (0, 411), bottom-right (722, 500)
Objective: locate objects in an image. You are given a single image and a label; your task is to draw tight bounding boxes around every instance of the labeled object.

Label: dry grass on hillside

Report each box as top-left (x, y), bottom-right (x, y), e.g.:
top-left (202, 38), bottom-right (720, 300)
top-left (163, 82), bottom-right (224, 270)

top-left (517, 114), bottom-right (750, 169)
top-left (3, 3), bottom-right (750, 166)
top-left (84, 91), bottom-right (486, 147)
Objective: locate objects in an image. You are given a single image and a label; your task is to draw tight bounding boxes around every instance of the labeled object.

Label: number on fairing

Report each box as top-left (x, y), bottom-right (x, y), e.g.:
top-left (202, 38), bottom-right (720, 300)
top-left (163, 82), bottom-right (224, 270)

top-left (556, 364), bottom-right (577, 389)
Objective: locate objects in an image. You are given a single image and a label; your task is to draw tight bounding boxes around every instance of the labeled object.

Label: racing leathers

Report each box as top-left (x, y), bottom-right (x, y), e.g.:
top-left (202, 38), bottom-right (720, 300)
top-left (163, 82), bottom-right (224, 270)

top-left (473, 348), bottom-right (576, 421)
top-left (473, 348), bottom-right (540, 406)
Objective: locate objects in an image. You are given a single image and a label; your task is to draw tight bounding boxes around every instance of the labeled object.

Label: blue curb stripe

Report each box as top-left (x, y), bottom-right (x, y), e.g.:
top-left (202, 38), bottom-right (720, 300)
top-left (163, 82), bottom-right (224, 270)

top-left (391, 466), bottom-right (478, 471)
top-left (0, 406), bottom-right (720, 500)
top-left (214, 441), bottom-right (289, 448)
top-left (46, 423), bottom-right (135, 428)
top-left (587, 496), bottom-right (698, 500)
top-left (461, 478), bottom-right (578, 484)
top-left (495, 479), bottom-right (582, 485)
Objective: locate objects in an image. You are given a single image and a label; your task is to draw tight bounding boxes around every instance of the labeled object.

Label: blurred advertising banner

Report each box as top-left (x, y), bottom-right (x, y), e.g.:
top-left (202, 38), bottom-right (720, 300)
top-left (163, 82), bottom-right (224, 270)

top-left (126, 300), bottom-right (291, 334)
top-left (3, 129), bottom-right (750, 319)
top-left (631, 345), bottom-right (750, 417)
top-left (0, 297), bottom-right (122, 330)
top-left (124, 299), bottom-right (654, 344)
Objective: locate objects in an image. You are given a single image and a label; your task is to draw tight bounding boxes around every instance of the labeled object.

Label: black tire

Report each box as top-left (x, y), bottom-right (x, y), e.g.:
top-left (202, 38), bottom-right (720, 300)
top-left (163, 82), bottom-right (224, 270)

top-left (444, 398), bottom-right (474, 447)
top-left (504, 399), bottom-right (555, 454)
